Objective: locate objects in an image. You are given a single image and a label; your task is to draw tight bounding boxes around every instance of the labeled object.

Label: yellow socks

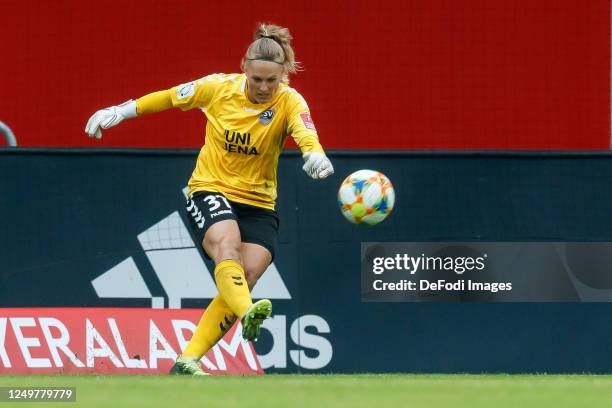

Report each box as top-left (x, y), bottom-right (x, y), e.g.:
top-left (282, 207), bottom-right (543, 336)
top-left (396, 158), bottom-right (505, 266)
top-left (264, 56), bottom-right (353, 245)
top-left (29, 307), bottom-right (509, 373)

top-left (181, 259), bottom-right (252, 360)
top-left (214, 259), bottom-right (252, 318)
top-left (182, 295), bottom-right (235, 360)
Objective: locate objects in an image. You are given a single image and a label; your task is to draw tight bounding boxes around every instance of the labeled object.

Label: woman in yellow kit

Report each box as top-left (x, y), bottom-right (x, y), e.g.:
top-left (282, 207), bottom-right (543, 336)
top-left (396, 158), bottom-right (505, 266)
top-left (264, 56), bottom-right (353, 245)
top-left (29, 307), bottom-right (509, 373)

top-left (85, 23), bottom-right (334, 376)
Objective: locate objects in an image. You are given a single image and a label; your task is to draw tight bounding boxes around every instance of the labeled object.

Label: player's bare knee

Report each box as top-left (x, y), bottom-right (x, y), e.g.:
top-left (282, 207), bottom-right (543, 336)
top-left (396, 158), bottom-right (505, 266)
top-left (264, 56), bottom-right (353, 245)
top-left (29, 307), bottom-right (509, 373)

top-left (215, 238), bottom-right (242, 263)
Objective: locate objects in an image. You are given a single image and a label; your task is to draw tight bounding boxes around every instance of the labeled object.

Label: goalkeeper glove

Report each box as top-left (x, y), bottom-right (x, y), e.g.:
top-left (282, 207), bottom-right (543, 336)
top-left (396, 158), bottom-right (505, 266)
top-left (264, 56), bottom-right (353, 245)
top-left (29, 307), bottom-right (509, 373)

top-left (302, 152), bottom-right (334, 179)
top-left (85, 100), bottom-right (137, 139)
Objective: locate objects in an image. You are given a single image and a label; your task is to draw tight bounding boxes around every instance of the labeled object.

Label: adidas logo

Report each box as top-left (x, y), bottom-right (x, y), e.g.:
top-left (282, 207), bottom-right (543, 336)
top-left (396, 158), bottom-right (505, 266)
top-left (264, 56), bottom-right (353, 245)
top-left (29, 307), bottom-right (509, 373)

top-left (91, 189), bottom-right (291, 309)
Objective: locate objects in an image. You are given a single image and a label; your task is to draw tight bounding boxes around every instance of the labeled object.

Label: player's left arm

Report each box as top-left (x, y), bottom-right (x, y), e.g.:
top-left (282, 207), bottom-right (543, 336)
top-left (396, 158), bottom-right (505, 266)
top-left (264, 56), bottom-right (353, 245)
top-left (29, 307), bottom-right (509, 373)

top-left (287, 92), bottom-right (334, 180)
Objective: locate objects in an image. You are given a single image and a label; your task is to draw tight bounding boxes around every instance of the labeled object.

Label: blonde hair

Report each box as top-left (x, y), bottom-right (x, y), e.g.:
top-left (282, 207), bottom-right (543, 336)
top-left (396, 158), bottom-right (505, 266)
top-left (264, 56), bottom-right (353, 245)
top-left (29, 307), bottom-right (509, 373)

top-left (242, 23), bottom-right (301, 84)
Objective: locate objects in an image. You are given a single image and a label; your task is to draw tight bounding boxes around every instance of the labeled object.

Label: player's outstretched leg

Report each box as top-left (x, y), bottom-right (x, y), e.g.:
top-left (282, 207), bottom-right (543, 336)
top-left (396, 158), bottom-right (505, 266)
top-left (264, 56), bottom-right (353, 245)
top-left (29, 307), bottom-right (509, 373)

top-left (169, 356), bottom-right (210, 376)
top-left (241, 299), bottom-right (272, 341)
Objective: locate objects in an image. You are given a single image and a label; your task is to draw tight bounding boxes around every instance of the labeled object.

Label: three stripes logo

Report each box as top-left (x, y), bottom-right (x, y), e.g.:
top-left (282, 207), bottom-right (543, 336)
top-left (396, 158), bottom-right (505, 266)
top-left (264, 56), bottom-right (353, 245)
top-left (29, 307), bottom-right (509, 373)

top-left (91, 188), bottom-right (291, 309)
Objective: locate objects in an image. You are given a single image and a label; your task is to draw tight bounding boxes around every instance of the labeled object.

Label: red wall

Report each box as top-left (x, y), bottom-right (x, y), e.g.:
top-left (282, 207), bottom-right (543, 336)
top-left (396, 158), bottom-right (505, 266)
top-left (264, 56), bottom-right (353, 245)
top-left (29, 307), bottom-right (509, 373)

top-left (1, 0), bottom-right (609, 149)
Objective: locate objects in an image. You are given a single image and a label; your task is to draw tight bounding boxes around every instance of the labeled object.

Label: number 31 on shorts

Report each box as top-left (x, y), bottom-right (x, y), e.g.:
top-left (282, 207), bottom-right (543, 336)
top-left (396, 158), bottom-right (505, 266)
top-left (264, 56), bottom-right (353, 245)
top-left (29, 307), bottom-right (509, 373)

top-left (203, 194), bottom-right (231, 212)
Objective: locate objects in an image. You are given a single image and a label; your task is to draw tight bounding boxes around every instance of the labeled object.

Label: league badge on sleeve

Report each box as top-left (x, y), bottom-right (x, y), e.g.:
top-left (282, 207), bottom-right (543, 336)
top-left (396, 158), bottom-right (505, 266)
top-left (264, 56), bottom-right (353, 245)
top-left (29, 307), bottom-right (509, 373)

top-left (300, 112), bottom-right (317, 131)
top-left (177, 82), bottom-right (195, 100)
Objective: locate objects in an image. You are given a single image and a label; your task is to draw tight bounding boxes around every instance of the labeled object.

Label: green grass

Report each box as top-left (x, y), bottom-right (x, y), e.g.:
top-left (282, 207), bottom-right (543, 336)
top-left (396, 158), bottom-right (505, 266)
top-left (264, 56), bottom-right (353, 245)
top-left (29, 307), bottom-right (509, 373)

top-left (1, 374), bottom-right (612, 408)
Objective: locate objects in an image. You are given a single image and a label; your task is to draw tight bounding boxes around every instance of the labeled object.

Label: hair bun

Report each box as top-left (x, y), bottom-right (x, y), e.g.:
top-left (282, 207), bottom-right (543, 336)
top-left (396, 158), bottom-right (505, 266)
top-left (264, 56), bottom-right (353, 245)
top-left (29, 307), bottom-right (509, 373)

top-left (242, 23), bottom-right (302, 84)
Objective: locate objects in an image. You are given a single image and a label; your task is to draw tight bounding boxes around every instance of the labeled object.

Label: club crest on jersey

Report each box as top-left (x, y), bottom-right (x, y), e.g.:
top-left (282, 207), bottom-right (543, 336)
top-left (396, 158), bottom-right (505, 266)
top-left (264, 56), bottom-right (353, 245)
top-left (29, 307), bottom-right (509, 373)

top-left (259, 109), bottom-right (275, 125)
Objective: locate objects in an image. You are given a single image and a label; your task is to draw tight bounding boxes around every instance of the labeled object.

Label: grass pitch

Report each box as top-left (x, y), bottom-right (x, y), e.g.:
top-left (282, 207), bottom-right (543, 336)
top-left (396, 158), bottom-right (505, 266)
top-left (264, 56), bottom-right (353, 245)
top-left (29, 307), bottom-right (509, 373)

top-left (1, 374), bottom-right (611, 408)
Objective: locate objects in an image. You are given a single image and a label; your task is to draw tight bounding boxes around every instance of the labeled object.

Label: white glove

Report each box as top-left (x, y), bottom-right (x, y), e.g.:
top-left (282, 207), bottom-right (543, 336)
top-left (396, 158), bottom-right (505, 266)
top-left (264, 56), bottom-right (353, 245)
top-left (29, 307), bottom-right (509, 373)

top-left (302, 152), bottom-right (334, 179)
top-left (85, 100), bottom-right (137, 139)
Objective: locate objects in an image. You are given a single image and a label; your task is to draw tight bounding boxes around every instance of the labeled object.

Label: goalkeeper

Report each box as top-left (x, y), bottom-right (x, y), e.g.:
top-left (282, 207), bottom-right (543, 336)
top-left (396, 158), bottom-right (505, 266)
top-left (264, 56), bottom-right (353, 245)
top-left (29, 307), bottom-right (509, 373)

top-left (85, 23), bottom-right (333, 376)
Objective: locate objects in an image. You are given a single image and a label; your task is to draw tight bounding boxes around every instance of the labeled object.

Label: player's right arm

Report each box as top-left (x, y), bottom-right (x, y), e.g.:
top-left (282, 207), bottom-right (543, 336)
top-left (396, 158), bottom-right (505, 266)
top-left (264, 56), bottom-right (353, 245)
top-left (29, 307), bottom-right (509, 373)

top-left (85, 75), bottom-right (225, 139)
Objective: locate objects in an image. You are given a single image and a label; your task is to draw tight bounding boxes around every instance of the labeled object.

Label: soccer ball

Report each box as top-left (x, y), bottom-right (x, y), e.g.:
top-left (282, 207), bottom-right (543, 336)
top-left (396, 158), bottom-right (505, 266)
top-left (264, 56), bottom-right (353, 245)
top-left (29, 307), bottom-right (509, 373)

top-left (338, 169), bottom-right (395, 225)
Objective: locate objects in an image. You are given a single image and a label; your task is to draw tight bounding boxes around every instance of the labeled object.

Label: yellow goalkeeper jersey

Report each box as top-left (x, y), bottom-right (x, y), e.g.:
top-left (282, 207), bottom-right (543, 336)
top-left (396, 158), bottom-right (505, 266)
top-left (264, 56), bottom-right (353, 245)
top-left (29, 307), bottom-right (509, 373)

top-left (170, 73), bottom-right (324, 209)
